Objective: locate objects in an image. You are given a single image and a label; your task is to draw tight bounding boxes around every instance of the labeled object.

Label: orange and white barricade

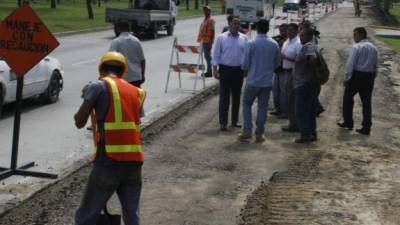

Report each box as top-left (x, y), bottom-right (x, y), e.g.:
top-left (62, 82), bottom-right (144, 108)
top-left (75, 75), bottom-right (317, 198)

top-left (165, 37), bottom-right (205, 93)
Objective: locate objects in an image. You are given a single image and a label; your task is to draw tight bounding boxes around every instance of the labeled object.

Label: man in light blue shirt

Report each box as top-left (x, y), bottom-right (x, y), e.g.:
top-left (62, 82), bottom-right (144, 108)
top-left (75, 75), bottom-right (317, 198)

top-left (238, 19), bottom-right (280, 142)
top-left (212, 16), bottom-right (248, 131)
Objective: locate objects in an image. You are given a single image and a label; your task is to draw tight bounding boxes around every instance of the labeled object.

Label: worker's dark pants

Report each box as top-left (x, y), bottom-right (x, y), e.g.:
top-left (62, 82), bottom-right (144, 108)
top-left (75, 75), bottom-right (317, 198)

top-left (219, 65), bottom-right (244, 126)
top-left (202, 43), bottom-right (212, 75)
top-left (285, 69), bottom-right (298, 130)
top-left (342, 71), bottom-right (375, 130)
top-left (75, 163), bottom-right (142, 225)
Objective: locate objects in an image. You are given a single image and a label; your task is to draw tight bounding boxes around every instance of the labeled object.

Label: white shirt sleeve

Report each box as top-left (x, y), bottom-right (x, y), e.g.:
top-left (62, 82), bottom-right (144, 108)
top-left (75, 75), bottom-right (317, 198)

top-left (345, 45), bottom-right (357, 81)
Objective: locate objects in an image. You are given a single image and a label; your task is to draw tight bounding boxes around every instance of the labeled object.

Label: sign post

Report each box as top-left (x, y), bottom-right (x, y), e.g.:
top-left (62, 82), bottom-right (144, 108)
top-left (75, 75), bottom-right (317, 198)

top-left (0, 4), bottom-right (60, 180)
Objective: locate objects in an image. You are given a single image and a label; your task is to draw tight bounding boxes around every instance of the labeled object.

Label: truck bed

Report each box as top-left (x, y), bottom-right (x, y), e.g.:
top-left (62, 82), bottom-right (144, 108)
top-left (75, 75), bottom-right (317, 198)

top-left (106, 8), bottom-right (172, 22)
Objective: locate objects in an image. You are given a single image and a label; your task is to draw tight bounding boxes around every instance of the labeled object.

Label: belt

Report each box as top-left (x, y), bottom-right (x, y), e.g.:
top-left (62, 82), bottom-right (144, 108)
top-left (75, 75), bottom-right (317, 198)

top-left (283, 68), bottom-right (293, 72)
top-left (220, 64), bottom-right (242, 69)
top-left (353, 70), bottom-right (375, 75)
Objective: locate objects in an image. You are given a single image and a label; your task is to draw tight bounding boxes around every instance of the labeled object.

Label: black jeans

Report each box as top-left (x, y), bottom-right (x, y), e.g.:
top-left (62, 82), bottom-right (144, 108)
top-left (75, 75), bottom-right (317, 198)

top-left (202, 43), bottom-right (212, 74)
top-left (219, 65), bottom-right (244, 126)
top-left (342, 71), bottom-right (375, 129)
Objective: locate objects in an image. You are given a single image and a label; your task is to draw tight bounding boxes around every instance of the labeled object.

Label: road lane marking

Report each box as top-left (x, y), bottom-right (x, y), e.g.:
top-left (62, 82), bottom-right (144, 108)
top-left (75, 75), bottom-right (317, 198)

top-left (71, 58), bottom-right (100, 66)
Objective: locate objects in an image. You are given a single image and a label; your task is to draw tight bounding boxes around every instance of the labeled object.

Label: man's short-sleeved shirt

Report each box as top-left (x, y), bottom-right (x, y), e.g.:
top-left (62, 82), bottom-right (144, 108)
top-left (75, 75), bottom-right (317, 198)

top-left (293, 42), bottom-right (317, 88)
top-left (82, 80), bottom-right (109, 121)
top-left (109, 32), bottom-right (145, 83)
top-left (282, 36), bottom-right (301, 69)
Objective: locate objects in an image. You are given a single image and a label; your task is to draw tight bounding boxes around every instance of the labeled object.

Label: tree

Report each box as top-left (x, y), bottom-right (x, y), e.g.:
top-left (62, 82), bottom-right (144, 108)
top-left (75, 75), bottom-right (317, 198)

top-left (51, 0), bottom-right (57, 8)
top-left (195, 0), bottom-right (199, 9)
top-left (86, 0), bottom-right (94, 19)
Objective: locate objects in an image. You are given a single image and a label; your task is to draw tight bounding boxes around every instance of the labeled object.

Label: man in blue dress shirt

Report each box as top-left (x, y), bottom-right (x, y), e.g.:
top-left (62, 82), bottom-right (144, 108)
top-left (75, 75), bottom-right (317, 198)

top-left (238, 19), bottom-right (280, 142)
top-left (212, 16), bottom-right (248, 131)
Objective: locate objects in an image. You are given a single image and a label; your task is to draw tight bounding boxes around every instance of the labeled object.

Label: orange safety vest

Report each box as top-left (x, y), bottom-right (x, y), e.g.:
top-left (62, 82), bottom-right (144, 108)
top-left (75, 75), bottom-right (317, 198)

top-left (93, 76), bottom-right (146, 162)
top-left (197, 16), bottom-right (215, 44)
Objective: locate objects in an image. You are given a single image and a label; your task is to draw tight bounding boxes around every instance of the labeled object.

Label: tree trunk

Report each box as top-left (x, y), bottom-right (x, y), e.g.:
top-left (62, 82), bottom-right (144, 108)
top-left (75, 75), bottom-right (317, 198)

top-left (86, 0), bottom-right (94, 19)
top-left (195, 0), bottom-right (199, 9)
top-left (51, 0), bottom-right (57, 8)
top-left (185, 0), bottom-right (189, 10)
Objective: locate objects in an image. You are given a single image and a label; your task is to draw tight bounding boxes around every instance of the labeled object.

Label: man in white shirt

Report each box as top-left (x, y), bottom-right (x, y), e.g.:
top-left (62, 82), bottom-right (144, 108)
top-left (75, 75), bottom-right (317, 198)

top-left (280, 23), bottom-right (302, 132)
top-left (338, 27), bottom-right (378, 135)
top-left (213, 16), bottom-right (248, 131)
top-left (109, 21), bottom-right (146, 88)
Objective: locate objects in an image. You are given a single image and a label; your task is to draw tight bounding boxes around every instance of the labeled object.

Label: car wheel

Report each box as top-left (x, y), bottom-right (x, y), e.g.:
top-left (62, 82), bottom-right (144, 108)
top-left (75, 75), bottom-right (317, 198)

top-left (41, 71), bottom-right (62, 104)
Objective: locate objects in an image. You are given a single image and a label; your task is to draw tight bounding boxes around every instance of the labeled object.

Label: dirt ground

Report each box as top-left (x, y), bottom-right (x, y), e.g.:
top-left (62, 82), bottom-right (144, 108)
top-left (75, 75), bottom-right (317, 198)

top-left (238, 5), bottom-right (400, 225)
top-left (1, 4), bottom-right (400, 225)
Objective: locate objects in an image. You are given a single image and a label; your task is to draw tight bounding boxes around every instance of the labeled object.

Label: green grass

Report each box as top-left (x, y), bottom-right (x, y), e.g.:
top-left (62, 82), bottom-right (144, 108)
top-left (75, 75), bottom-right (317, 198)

top-left (389, 4), bottom-right (400, 21)
top-left (0, 0), bottom-right (223, 33)
top-left (177, 0), bottom-right (223, 17)
top-left (378, 36), bottom-right (400, 52)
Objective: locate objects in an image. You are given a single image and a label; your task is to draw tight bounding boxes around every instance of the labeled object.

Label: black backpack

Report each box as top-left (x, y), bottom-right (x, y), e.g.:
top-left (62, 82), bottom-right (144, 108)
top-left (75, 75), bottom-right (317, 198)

top-left (315, 48), bottom-right (330, 85)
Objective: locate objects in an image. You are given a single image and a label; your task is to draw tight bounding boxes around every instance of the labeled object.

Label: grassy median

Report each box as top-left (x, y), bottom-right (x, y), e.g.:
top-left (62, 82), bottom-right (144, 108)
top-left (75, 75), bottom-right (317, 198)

top-left (378, 36), bottom-right (400, 52)
top-left (0, 0), bottom-right (223, 33)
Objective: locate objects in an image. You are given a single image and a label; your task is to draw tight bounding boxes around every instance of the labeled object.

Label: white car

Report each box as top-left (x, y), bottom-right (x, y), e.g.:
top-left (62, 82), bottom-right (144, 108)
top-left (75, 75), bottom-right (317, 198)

top-left (0, 56), bottom-right (64, 117)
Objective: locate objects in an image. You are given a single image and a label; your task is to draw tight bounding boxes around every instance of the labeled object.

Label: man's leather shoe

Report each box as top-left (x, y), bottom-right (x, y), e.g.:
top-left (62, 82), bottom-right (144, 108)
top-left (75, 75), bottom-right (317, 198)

top-left (337, 122), bottom-right (353, 130)
top-left (281, 125), bottom-right (299, 132)
top-left (204, 72), bottom-right (212, 77)
top-left (356, 128), bottom-right (370, 135)
top-left (270, 111), bottom-right (280, 116)
top-left (231, 124), bottom-right (242, 128)
top-left (295, 137), bottom-right (313, 143)
top-left (220, 124), bottom-right (228, 131)
top-left (278, 115), bottom-right (288, 119)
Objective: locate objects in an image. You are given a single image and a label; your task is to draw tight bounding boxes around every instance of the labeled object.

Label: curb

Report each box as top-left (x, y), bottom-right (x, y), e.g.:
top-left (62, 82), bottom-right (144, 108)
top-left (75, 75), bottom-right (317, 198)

top-left (369, 25), bottom-right (400, 31)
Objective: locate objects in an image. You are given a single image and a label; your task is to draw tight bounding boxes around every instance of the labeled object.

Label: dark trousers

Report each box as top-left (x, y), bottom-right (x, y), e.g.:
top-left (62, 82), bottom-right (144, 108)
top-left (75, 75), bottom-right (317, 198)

top-left (75, 164), bottom-right (142, 225)
top-left (219, 65), bottom-right (244, 126)
top-left (202, 43), bottom-right (212, 74)
top-left (285, 70), bottom-right (298, 129)
top-left (342, 71), bottom-right (375, 129)
top-left (295, 82), bottom-right (318, 138)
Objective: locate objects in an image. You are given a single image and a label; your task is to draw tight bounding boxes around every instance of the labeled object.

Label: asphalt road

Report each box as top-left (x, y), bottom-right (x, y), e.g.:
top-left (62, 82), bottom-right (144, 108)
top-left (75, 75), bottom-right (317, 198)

top-left (0, 5), bottom-right (330, 212)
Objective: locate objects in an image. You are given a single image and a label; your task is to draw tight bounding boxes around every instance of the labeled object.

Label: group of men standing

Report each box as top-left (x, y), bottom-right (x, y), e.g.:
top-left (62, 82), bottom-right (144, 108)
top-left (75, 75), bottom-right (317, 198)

top-left (197, 6), bottom-right (378, 144)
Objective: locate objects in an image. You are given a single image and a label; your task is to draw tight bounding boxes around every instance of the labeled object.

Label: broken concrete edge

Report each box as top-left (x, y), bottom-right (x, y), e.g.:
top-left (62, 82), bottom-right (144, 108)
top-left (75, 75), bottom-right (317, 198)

top-left (0, 83), bottom-right (218, 218)
top-left (369, 25), bottom-right (400, 31)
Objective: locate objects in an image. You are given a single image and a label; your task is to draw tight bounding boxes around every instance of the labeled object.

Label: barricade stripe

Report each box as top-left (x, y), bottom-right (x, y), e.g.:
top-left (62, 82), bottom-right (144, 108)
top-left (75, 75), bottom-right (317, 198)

top-left (175, 45), bottom-right (186, 52)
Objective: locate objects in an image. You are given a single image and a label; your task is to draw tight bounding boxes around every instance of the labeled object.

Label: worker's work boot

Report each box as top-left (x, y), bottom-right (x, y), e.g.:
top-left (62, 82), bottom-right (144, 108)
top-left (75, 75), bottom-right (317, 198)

top-left (255, 133), bottom-right (265, 143)
top-left (238, 131), bottom-right (252, 142)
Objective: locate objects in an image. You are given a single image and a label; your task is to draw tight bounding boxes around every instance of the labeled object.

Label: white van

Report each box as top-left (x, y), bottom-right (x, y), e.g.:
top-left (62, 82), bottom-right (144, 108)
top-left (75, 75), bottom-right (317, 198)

top-left (226, 0), bottom-right (275, 24)
top-left (283, 0), bottom-right (300, 12)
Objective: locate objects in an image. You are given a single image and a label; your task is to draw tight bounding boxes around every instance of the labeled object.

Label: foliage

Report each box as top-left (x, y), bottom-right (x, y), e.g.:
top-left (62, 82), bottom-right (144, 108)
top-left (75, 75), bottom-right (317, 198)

top-left (0, 0), bottom-right (223, 33)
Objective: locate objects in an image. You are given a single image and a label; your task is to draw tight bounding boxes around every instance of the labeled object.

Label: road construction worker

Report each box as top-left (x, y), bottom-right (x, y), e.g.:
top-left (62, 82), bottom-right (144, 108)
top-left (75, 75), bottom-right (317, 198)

top-left (197, 5), bottom-right (216, 78)
top-left (74, 51), bottom-right (145, 225)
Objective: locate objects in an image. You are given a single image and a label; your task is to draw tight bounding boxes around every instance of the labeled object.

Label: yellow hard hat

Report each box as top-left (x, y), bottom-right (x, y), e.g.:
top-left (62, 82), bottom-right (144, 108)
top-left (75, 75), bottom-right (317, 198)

top-left (98, 51), bottom-right (128, 75)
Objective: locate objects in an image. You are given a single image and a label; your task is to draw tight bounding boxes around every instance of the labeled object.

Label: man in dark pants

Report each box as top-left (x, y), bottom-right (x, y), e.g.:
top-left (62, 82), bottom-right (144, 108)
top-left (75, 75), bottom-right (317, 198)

top-left (74, 52), bottom-right (146, 225)
top-left (338, 27), bottom-right (378, 135)
top-left (212, 16), bottom-right (248, 131)
top-left (293, 28), bottom-right (318, 143)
